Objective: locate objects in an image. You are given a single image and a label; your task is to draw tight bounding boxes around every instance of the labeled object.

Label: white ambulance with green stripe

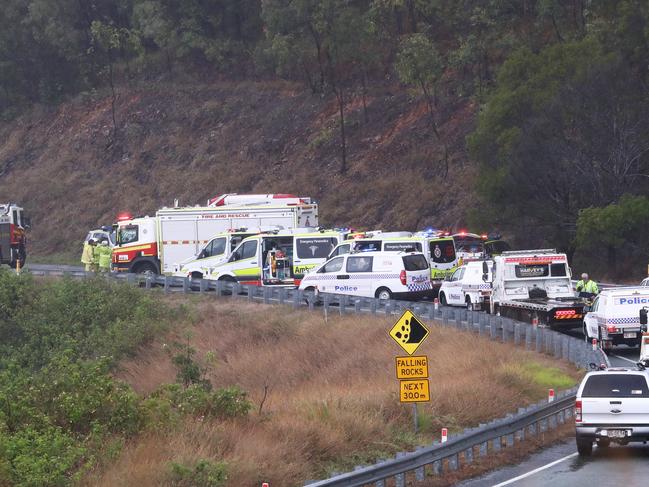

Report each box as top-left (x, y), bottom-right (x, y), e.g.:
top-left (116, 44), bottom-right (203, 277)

top-left (204, 229), bottom-right (347, 286)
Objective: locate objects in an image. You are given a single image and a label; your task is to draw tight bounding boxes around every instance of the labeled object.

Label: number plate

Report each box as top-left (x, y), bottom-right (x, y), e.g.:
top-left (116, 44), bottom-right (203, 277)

top-left (607, 429), bottom-right (626, 438)
top-left (624, 332), bottom-right (637, 339)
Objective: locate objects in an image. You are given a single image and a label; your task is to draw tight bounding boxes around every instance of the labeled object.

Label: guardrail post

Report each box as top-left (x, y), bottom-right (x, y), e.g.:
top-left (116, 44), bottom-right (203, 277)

top-left (432, 460), bottom-right (442, 475)
top-left (536, 327), bottom-right (543, 353)
top-left (164, 275), bottom-right (170, 293)
top-left (525, 325), bottom-right (533, 350)
top-left (415, 447), bottom-right (425, 481)
top-left (233, 282), bottom-right (241, 297)
top-left (562, 335), bottom-right (570, 360)
top-left (370, 298), bottom-right (378, 314)
top-left (394, 452), bottom-right (405, 487)
top-left (339, 295), bottom-right (347, 315)
top-left (246, 285), bottom-right (253, 302)
top-left (479, 439), bottom-right (488, 457)
top-left (506, 432), bottom-right (515, 447)
top-left (293, 290), bottom-right (301, 309)
top-left (514, 323), bottom-right (521, 346)
top-left (354, 299), bottom-right (362, 313)
top-left (553, 333), bottom-right (562, 358)
top-left (448, 453), bottom-right (459, 471)
top-left (384, 301), bottom-right (391, 316)
top-left (479, 314), bottom-right (487, 336)
top-left (374, 480), bottom-right (385, 487)
top-left (182, 277), bottom-right (189, 293)
top-left (263, 287), bottom-right (270, 304)
top-left (464, 446), bottom-right (474, 465)
top-left (199, 279), bottom-right (207, 293)
top-left (308, 293), bottom-right (315, 311)
top-left (215, 280), bottom-right (223, 296)
top-left (489, 315), bottom-right (498, 340)
top-left (492, 437), bottom-right (501, 452)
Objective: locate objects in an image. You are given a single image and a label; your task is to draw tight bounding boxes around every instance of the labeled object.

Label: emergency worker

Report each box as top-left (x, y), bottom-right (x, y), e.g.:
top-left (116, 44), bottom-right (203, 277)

top-left (97, 240), bottom-right (112, 273)
top-left (576, 273), bottom-right (599, 298)
top-left (81, 239), bottom-right (96, 272)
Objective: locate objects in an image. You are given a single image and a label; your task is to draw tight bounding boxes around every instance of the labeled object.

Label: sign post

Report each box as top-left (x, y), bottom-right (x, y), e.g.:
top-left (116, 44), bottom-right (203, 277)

top-left (389, 310), bottom-right (431, 433)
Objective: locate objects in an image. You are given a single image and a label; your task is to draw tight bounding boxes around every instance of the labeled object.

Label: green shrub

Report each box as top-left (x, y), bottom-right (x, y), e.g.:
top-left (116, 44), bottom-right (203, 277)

top-left (168, 459), bottom-right (228, 487)
top-left (146, 384), bottom-right (252, 420)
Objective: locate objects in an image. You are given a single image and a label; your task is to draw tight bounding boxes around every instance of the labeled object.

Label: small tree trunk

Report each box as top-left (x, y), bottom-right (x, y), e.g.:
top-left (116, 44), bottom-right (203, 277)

top-left (336, 88), bottom-right (347, 174)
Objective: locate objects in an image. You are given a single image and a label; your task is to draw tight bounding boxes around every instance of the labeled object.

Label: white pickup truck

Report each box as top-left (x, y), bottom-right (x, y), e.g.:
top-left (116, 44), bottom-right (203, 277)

top-left (575, 369), bottom-right (649, 455)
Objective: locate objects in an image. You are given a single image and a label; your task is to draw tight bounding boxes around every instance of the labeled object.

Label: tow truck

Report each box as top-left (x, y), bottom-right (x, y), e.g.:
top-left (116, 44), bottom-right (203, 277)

top-left (0, 203), bottom-right (29, 268)
top-left (485, 249), bottom-right (585, 329)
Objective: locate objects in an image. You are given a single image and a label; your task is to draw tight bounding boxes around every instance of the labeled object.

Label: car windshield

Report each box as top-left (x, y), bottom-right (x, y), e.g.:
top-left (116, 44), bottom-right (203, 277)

top-left (403, 255), bottom-right (428, 271)
top-left (454, 236), bottom-right (484, 254)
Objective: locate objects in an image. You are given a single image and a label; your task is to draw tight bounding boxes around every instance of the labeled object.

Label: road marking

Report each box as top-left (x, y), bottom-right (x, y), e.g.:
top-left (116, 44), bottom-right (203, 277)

top-left (610, 353), bottom-right (638, 365)
top-left (491, 452), bottom-right (578, 486)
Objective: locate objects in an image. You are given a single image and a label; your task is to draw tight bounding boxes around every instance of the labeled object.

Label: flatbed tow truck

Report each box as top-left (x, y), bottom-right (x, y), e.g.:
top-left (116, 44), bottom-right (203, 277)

top-left (486, 249), bottom-right (586, 329)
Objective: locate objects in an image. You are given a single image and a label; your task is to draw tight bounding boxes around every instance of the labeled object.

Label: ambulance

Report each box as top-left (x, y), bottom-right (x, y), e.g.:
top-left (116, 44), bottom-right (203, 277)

top-left (583, 287), bottom-right (649, 349)
top-left (172, 228), bottom-right (274, 278)
top-left (112, 194), bottom-right (318, 275)
top-left (298, 250), bottom-right (434, 300)
top-left (326, 231), bottom-right (458, 289)
top-left (205, 228), bottom-right (347, 286)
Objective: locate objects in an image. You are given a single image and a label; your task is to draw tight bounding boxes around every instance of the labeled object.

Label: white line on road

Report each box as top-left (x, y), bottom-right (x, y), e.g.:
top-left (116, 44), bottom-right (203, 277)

top-left (610, 354), bottom-right (638, 365)
top-left (491, 452), bottom-right (578, 486)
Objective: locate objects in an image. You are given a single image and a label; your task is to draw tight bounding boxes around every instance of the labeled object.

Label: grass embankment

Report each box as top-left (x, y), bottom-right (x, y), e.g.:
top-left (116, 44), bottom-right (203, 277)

top-left (91, 298), bottom-right (581, 487)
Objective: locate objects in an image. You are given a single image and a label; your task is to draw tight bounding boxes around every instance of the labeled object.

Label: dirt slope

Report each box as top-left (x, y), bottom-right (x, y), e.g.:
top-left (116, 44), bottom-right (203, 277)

top-left (0, 80), bottom-right (477, 256)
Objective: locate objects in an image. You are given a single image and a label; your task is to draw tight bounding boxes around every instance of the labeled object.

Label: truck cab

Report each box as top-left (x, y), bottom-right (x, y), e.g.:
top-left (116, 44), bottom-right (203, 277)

top-left (113, 215), bottom-right (159, 274)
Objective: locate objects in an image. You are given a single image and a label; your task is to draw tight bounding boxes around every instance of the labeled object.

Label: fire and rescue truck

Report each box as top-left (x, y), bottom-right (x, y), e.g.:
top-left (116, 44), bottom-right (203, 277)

top-left (486, 249), bottom-right (586, 329)
top-left (112, 194), bottom-right (318, 275)
top-left (0, 203), bottom-right (29, 268)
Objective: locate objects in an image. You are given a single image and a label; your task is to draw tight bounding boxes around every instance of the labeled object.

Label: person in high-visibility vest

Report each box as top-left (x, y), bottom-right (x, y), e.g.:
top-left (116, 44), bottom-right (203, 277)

top-left (81, 239), bottom-right (96, 272)
top-left (576, 273), bottom-right (599, 298)
top-left (97, 240), bottom-right (112, 273)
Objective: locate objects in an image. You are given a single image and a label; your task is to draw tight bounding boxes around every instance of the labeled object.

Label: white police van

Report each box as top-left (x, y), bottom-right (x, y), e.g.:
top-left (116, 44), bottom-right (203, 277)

top-left (583, 287), bottom-right (649, 349)
top-left (438, 260), bottom-right (492, 310)
top-left (298, 251), bottom-right (434, 300)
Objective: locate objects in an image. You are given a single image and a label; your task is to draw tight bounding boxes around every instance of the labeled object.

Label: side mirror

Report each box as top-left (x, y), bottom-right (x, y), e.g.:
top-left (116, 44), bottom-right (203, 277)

top-left (198, 250), bottom-right (207, 259)
top-left (640, 308), bottom-right (648, 329)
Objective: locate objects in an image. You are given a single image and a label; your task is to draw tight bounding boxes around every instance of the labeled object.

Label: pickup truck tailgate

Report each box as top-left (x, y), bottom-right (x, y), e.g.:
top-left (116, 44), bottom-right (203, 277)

top-left (581, 374), bottom-right (649, 424)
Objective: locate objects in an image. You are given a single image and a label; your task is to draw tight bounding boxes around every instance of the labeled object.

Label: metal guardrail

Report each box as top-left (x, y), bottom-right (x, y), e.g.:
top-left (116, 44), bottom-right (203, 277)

top-left (24, 267), bottom-right (608, 486)
top-left (305, 391), bottom-right (576, 487)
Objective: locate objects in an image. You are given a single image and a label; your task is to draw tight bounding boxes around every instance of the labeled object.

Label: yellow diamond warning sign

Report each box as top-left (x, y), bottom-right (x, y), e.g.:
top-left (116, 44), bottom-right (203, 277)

top-left (396, 355), bottom-right (428, 379)
top-left (389, 310), bottom-right (430, 355)
top-left (399, 379), bottom-right (430, 403)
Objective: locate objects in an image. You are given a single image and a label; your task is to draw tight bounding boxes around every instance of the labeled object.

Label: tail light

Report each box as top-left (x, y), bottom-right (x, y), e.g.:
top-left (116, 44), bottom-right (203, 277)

top-left (400, 270), bottom-right (407, 285)
top-left (607, 324), bottom-right (619, 333)
top-left (575, 400), bottom-right (582, 423)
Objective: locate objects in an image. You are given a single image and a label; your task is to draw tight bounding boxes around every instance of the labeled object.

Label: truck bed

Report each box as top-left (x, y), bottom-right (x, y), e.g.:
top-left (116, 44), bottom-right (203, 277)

top-left (499, 297), bottom-right (585, 328)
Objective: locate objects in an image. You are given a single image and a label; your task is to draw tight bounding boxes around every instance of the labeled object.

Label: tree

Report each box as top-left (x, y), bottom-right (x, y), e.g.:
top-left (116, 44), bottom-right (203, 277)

top-left (395, 33), bottom-right (448, 176)
top-left (469, 37), bottom-right (649, 251)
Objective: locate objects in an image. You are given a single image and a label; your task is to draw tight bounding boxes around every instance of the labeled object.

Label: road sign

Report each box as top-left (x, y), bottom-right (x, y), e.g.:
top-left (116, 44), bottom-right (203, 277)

top-left (395, 355), bottom-right (428, 379)
top-left (399, 379), bottom-right (430, 403)
top-left (389, 310), bottom-right (430, 355)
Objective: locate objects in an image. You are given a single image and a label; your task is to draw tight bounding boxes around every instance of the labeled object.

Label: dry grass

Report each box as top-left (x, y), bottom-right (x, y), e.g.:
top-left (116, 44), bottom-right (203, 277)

top-left (81, 297), bottom-right (582, 487)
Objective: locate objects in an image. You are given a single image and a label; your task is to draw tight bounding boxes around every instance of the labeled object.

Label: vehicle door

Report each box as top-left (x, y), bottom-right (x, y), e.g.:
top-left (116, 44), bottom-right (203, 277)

top-left (315, 256), bottom-right (345, 293)
top-left (580, 374), bottom-right (649, 426)
top-left (198, 237), bottom-right (228, 266)
top-left (429, 239), bottom-right (457, 281)
top-left (343, 255), bottom-right (374, 297)
top-left (293, 236), bottom-right (340, 278)
top-left (446, 267), bottom-right (465, 305)
top-left (583, 296), bottom-right (601, 339)
top-left (227, 239), bottom-right (260, 282)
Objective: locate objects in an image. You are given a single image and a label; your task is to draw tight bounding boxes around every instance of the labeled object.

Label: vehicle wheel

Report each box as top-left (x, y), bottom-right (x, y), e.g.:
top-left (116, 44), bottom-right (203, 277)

top-left (597, 327), bottom-right (608, 354)
top-left (134, 262), bottom-right (157, 277)
top-left (190, 271), bottom-right (204, 281)
top-left (439, 292), bottom-right (447, 306)
top-left (217, 275), bottom-right (237, 295)
top-left (303, 287), bottom-right (317, 305)
top-left (576, 438), bottom-right (593, 456)
top-left (375, 288), bottom-right (392, 300)
top-left (597, 438), bottom-right (610, 449)
top-left (465, 296), bottom-right (473, 310)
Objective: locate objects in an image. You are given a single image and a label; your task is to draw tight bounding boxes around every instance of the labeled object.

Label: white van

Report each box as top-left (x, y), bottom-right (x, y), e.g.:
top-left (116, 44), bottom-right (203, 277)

top-left (438, 260), bottom-right (492, 310)
top-left (206, 229), bottom-right (345, 286)
top-left (327, 233), bottom-right (458, 288)
top-left (583, 287), bottom-right (649, 349)
top-left (298, 251), bottom-right (434, 300)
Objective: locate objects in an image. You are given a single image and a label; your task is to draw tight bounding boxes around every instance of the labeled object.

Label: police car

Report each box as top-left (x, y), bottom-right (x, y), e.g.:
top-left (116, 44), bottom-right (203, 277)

top-left (438, 260), bottom-right (492, 310)
top-left (298, 251), bottom-right (434, 300)
top-left (583, 287), bottom-right (649, 349)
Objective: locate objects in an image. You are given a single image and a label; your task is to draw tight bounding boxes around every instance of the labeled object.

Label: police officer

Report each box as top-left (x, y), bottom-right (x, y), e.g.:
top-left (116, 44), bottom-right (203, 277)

top-left (97, 240), bottom-right (112, 273)
top-left (576, 273), bottom-right (599, 298)
top-left (81, 239), bottom-right (96, 272)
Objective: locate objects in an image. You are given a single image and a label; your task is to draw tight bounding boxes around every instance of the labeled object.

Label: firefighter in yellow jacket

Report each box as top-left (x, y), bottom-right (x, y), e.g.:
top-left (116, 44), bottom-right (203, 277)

top-left (97, 240), bottom-right (112, 273)
top-left (81, 239), bottom-right (96, 272)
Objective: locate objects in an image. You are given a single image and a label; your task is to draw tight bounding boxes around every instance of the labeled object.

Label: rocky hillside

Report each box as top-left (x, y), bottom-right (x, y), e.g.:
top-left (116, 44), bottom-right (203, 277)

top-left (0, 80), bottom-right (478, 257)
